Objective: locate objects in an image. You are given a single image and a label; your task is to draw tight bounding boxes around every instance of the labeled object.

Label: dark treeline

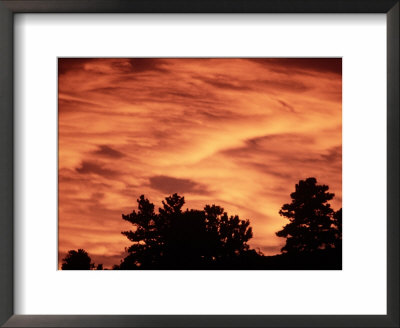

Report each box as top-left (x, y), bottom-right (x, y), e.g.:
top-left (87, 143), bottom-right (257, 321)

top-left (61, 177), bottom-right (342, 270)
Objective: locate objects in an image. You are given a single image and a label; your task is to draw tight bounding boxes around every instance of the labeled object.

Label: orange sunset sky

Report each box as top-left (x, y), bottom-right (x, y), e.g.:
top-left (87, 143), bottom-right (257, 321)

top-left (58, 58), bottom-right (342, 269)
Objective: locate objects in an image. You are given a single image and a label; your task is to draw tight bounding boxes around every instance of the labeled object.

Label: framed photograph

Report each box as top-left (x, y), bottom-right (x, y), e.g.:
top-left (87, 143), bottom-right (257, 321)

top-left (0, 1), bottom-right (398, 327)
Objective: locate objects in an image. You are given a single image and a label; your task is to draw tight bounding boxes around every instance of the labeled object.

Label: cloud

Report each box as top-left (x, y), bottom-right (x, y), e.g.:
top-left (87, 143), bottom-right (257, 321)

top-left (320, 145), bottom-right (342, 163)
top-left (198, 74), bottom-right (309, 93)
top-left (248, 58), bottom-right (342, 76)
top-left (93, 145), bottom-right (125, 158)
top-left (221, 133), bottom-right (315, 159)
top-left (58, 97), bottom-right (104, 114)
top-left (277, 99), bottom-right (296, 113)
top-left (128, 58), bottom-right (168, 73)
top-left (256, 79), bottom-right (310, 93)
top-left (249, 163), bottom-right (293, 179)
top-left (76, 161), bottom-right (119, 177)
top-left (58, 58), bottom-right (169, 78)
top-left (148, 175), bottom-right (209, 195)
top-left (58, 58), bottom-right (93, 75)
top-left (199, 75), bottom-right (253, 91)
top-left (222, 134), bottom-right (341, 171)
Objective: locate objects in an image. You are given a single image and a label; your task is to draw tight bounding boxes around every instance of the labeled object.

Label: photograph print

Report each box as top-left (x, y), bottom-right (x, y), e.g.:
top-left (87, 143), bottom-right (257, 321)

top-left (58, 58), bottom-right (342, 270)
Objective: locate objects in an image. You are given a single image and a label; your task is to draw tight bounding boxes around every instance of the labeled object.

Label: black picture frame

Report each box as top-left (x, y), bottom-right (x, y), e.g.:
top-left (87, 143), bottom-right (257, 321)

top-left (0, 1), bottom-right (398, 327)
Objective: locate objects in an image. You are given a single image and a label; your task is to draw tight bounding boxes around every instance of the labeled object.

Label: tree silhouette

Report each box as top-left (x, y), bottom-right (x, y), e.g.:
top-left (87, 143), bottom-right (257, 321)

top-left (332, 208), bottom-right (342, 250)
top-left (60, 178), bottom-right (343, 270)
top-left (61, 249), bottom-right (95, 270)
top-left (276, 177), bottom-right (342, 254)
top-left (118, 193), bottom-right (255, 269)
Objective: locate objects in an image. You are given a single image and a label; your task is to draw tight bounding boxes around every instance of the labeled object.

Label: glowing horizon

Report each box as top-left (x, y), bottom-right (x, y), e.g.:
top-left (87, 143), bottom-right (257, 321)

top-left (58, 58), bottom-right (342, 268)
